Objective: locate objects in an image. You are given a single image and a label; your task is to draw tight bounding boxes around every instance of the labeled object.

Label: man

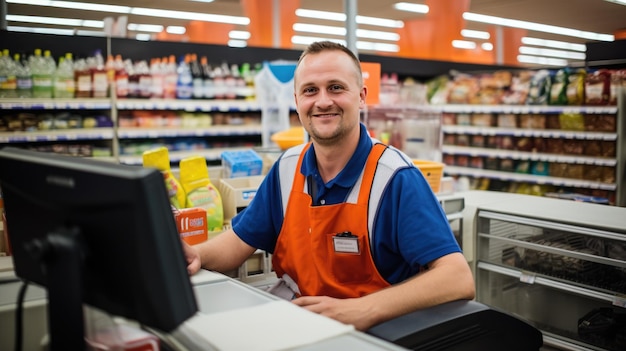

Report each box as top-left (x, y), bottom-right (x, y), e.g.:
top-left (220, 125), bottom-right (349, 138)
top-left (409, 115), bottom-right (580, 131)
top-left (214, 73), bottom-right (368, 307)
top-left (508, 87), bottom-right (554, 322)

top-left (183, 41), bottom-right (475, 331)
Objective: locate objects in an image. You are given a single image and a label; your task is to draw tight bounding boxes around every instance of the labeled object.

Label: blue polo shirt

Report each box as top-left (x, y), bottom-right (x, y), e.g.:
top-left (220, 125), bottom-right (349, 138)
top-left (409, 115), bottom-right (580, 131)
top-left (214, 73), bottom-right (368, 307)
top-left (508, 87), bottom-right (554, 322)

top-left (232, 123), bottom-right (461, 285)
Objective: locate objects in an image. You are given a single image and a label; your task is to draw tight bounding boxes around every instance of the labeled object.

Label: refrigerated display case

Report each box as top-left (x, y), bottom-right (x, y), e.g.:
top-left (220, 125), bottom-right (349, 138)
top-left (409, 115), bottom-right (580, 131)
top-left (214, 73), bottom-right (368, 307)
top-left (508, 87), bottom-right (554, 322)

top-left (473, 194), bottom-right (626, 350)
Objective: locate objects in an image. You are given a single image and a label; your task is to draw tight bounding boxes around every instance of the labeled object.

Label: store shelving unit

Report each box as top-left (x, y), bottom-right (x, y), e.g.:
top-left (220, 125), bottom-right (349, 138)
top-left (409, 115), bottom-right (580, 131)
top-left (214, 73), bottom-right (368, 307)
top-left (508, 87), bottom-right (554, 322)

top-left (0, 97), bottom-right (264, 165)
top-left (439, 97), bottom-right (625, 206)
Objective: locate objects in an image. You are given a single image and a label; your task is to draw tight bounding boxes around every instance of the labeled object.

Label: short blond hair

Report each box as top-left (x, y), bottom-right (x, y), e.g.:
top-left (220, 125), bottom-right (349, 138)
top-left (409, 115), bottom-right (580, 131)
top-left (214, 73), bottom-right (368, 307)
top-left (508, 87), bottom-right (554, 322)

top-left (296, 41), bottom-right (363, 86)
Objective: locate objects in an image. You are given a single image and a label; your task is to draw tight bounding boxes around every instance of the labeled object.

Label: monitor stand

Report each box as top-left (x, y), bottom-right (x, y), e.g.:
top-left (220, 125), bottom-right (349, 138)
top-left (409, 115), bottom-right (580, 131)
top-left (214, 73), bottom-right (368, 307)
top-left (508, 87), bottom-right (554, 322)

top-left (26, 226), bottom-right (85, 351)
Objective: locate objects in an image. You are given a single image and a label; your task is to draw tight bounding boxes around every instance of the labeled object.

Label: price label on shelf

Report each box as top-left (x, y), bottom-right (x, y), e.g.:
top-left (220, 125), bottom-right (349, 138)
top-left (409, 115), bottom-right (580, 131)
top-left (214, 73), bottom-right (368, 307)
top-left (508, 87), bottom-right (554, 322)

top-left (519, 271), bottom-right (536, 284)
top-left (613, 295), bottom-right (626, 308)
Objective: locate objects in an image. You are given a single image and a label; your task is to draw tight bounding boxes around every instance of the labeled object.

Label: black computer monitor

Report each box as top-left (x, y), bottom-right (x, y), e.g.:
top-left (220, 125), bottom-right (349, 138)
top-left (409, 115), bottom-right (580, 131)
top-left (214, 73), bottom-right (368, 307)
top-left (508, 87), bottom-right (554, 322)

top-left (0, 147), bottom-right (198, 350)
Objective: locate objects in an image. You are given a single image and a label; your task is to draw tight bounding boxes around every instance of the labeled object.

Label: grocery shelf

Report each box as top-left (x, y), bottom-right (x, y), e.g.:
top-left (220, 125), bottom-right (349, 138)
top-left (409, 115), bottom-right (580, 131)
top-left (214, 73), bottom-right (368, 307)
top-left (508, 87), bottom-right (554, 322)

top-left (442, 125), bottom-right (618, 141)
top-left (442, 145), bottom-right (617, 167)
top-left (117, 124), bottom-right (263, 139)
top-left (438, 104), bottom-right (618, 115)
top-left (0, 128), bottom-right (115, 143)
top-left (444, 165), bottom-right (617, 191)
top-left (116, 98), bottom-right (261, 112)
top-left (0, 98), bottom-right (111, 110)
top-left (118, 146), bottom-right (252, 165)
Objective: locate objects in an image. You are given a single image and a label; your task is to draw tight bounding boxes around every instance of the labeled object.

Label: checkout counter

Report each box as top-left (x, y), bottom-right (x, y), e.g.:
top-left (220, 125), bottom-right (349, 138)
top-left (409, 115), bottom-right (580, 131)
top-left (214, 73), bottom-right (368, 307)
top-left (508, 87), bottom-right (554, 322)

top-left (0, 255), bottom-right (542, 351)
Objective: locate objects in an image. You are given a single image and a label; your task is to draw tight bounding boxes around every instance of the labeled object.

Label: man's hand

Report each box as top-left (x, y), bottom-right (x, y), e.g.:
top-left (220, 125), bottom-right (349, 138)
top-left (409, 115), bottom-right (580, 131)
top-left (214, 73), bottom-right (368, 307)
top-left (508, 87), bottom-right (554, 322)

top-left (292, 296), bottom-right (378, 331)
top-left (181, 240), bottom-right (201, 275)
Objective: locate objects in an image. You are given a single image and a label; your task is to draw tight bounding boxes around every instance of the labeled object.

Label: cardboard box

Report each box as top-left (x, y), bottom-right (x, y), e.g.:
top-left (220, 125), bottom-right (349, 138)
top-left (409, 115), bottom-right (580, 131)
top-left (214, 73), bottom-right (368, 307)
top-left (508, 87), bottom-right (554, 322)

top-left (217, 176), bottom-right (264, 221)
top-left (174, 207), bottom-right (208, 245)
top-left (221, 150), bottom-right (263, 178)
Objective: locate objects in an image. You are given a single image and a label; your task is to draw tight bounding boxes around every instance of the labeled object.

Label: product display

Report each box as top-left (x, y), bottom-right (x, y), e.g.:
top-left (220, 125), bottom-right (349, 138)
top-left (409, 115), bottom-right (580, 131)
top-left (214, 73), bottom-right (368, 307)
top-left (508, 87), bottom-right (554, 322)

top-left (179, 155), bottom-right (224, 232)
top-left (142, 146), bottom-right (186, 209)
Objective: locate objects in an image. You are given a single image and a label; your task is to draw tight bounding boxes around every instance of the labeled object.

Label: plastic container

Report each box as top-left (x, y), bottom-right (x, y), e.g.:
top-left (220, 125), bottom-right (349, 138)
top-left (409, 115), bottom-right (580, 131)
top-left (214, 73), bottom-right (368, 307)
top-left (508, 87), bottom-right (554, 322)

top-left (142, 147), bottom-right (186, 209)
top-left (179, 155), bottom-right (224, 232)
top-left (413, 160), bottom-right (444, 193)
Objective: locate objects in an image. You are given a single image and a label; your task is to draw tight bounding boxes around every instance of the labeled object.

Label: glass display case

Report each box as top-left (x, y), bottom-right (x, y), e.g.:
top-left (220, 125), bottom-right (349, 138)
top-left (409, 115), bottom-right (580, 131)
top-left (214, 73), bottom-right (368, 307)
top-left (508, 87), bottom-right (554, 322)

top-left (474, 195), bottom-right (626, 351)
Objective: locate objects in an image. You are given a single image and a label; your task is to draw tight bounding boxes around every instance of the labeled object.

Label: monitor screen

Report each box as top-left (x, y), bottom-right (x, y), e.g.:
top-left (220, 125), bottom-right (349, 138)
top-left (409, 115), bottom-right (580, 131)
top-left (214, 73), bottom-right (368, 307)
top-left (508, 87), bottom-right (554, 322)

top-left (0, 147), bottom-right (198, 349)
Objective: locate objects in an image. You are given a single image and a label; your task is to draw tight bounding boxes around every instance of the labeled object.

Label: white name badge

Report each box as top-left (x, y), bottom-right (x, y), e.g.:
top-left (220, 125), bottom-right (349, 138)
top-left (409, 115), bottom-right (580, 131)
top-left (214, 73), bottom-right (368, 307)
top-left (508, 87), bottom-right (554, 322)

top-left (333, 232), bottom-right (360, 254)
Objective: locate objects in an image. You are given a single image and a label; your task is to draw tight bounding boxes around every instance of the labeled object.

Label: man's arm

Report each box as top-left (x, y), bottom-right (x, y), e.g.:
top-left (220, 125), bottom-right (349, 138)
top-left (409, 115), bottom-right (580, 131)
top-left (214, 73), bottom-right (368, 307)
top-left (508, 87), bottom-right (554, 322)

top-left (183, 228), bottom-right (257, 275)
top-left (292, 252), bottom-right (475, 331)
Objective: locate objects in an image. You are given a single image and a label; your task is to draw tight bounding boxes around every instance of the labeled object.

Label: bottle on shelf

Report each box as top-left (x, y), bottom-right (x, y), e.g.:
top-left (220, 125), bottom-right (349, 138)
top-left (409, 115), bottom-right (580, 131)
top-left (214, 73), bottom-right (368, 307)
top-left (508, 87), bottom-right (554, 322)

top-left (176, 54), bottom-right (193, 100)
top-left (223, 62), bottom-right (236, 100)
top-left (91, 50), bottom-right (109, 98)
top-left (136, 60), bottom-right (152, 99)
top-left (0, 49), bottom-right (17, 98)
top-left (14, 53), bottom-right (33, 98)
top-left (201, 56), bottom-right (214, 100)
top-left (53, 53), bottom-right (76, 99)
top-left (240, 62), bottom-right (256, 101)
top-left (114, 55), bottom-right (129, 99)
top-left (150, 57), bottom-right (164, 99)
top-left (31, 48), bottom-right (55, 99)
top-left (163, 55), bottom-right (178, 99)
top-left (212, 64), bottom-right (225, 100)
top-left (74, 57), bottom-right (92, 98)
top-left (231, 63), bottom-right (246, 100)
top-left (190, 53), bottom-right (204, 99)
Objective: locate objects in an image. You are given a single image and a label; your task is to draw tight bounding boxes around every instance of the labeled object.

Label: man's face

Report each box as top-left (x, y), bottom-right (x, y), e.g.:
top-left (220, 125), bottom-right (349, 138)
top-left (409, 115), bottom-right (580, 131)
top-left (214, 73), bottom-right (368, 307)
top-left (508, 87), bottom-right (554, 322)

top-left (293, 50), bottom-right (367, 146)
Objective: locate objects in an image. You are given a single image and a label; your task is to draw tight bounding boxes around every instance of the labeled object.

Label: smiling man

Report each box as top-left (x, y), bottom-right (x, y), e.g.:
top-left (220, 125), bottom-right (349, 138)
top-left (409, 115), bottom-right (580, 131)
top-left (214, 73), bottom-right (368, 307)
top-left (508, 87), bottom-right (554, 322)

top-left (183, 40), bottom-right (475, 331)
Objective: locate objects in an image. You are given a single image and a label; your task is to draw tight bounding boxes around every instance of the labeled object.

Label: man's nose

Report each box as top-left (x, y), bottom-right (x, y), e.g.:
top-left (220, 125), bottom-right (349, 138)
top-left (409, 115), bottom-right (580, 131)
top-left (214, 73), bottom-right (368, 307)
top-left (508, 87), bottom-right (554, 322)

top-left (315, 90), bottom-right (333, 108)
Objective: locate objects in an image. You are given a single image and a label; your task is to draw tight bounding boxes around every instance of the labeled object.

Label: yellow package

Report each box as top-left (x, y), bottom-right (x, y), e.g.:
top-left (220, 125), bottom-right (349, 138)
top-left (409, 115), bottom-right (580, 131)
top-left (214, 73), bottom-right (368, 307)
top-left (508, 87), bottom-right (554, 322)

top-left (179, 155), bottom-right (224, 232)
top-left (142, 147), bottom-right (186, 209)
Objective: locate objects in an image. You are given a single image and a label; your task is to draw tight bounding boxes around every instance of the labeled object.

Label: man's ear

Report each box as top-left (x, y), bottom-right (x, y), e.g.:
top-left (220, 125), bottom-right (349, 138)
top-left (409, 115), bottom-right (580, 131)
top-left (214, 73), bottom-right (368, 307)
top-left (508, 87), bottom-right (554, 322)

top-left (360, 86), bottom-right (368, 108)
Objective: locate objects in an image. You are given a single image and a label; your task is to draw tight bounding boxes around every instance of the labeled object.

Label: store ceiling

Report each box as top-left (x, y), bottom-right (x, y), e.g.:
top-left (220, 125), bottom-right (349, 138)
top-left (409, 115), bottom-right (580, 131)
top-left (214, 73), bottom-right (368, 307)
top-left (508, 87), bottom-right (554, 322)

top-left (5, 0), bottom-right (626, 48)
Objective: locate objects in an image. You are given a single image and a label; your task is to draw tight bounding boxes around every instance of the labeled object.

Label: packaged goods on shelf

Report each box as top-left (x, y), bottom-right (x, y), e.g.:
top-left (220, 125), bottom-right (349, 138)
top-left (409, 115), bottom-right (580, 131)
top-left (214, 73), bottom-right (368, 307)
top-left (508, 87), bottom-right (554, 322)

top-left (221, 149), bottom-right (263, 179)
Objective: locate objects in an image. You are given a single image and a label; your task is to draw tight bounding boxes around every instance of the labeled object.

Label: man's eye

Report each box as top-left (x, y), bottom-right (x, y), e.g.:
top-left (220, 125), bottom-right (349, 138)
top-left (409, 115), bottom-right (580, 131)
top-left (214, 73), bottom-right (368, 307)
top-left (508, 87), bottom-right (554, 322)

top-left (303, 87), bottom-right (317, 94)
top-left (329, 85), bottom-right (343, 92)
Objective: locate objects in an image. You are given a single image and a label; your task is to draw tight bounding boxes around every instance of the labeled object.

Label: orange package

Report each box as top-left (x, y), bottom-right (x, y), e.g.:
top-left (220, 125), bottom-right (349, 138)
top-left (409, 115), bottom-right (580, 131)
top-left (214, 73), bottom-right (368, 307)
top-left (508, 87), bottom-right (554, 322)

top-left (174, 207), bottom-right (208, 245)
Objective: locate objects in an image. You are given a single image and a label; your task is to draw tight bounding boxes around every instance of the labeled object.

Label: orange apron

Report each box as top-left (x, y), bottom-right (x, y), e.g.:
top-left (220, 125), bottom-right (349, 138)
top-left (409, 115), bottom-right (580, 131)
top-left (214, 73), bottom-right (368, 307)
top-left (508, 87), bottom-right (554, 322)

top-left (272, 143), bottom-right (391, 298)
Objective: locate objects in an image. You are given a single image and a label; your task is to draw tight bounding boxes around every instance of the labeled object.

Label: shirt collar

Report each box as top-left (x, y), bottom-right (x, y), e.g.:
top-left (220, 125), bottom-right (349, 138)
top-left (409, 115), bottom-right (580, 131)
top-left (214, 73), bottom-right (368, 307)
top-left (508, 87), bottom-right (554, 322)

top-left (300, 123), bottom-right (373, 188)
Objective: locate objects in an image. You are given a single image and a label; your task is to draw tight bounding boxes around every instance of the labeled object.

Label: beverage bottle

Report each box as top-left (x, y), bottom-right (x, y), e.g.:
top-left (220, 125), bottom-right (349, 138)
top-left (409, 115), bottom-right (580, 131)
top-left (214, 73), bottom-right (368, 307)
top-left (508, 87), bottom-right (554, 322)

top-left (201, 56), bottom-right (214, 100)
top-left (223, 62), bottom-right (236, 100)
top-left (240, 62), bottom-right (255, 101)
top-left (213, 65), bottom-right (225, 100)
top-left (176, 54), bottom-right (193, 100)
top-left (114, 55), bottom-right (129, 99)
top-left (126, 60), bottom-right (140, 98)
top-left (31, 48), bottom-right (54, 98)
top-left (14, 53), bottom-right (33, 98)
top-left (53, 53), bottom-right (76, 99)
top-left (190, 54), bottom-right (204, 99)
top-left (150, 57), bottom-right (164, 99)
top-left (91, 50), bottom-right (109, 98)
top-left (231, 64), bottom-right (246, 100)
top-left (136, 60), bottom-right (152, 99)
top-left (74, 57), bottom-right (92, 98)
top-left (163, 55), bottom-right (178, 99)
top-left (0, 49), bottom-right (17, 98)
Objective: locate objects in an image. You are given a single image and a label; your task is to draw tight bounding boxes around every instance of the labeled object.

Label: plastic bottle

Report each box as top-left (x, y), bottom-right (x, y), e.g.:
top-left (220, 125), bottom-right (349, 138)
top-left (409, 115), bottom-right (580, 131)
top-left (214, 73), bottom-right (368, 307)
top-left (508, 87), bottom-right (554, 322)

top-left (31, 48), bottom-right (54, 98)
top-left (201, 56), bottom-right (214, 100)
top-left (14, 53), bottom-right (33, 98)
top-left (176, 54), bottom-right (193, 99)
top-left (142, 147), bottom-right (186, 209)
top-left (0, 49), bottom-right (17, 98)
top-left (150, 57), bottom-right (164, 99)
top-left (91, 50), bottom-right (109, 98)
top-left (113, 55), bottom-right (129, 98)
top-left (163, 55), bottom-right (178, 99)
top-left (190, 54), bottom-right (204, 99)
top-left (53, 53), bottom-right (76, 98)
top-left (179, 155), bottom-right (224, 232)
top-left (74, 57), bottom-right (92, 98)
